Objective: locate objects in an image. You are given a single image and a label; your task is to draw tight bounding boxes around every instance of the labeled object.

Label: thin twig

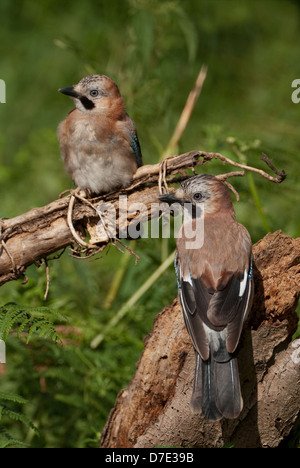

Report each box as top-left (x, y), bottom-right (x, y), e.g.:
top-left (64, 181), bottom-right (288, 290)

top-left (112, 239), bottom-right (140, 265)
top-left (133, 150), bottom-right (286, 186)
top-left (161, 65), bottom-right (208, 159)
top-left (21, 275), bottom-right (29, 285)
top-left (67, 194), bottom-right (96, 249)
top-left (261, 153), bottom-right (287, 180)
top-left (205, 151), bottom-right (286, 184)
top-left (215, 170), bottom-right (245, 181)
top-left (1, 240), bottom-right (17, 273)
top-left (48, 248), bottom-right (67, 261)
top-left (223, 181), bottom-right (240, 202)
top-left (216, 171), bottom-right (245, 202)
top-left (59, 188), bottom-right (73, 199)
top-left (69, 244), bottom-right (107, 259)
top-left (158, 158), bottom-right (169, 195)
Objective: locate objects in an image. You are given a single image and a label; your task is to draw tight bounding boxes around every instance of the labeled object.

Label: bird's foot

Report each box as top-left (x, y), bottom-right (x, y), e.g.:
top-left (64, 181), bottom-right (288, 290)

top-left (59, 187), bottom-right (92, 199)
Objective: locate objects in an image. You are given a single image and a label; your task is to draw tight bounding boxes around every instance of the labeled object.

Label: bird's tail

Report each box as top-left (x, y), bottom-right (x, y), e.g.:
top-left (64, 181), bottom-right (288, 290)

top-left (190, 336), bottom-right (243, 421)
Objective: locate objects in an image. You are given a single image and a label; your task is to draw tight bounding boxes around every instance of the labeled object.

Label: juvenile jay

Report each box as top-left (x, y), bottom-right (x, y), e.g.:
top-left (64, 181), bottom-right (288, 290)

top-left (159, 174), bottom-right (253, 421)
top-left (57, 75), bottom-right (143, 195)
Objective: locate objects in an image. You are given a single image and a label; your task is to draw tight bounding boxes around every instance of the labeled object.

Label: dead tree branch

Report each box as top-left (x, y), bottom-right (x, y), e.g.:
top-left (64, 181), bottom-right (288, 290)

top-left (100, 231), bottom-right (300, 448)
top-left (0, 150), bottom-right (285, 287)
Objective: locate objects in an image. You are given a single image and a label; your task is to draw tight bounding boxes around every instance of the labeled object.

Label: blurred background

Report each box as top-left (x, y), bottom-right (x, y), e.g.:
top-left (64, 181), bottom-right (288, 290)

top-left (0, 0), bottom-right (299, 447)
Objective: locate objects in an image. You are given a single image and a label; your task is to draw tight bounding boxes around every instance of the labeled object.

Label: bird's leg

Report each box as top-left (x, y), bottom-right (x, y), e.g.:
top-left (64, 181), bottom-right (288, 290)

top-left (70, 187), bottom-right (94, 204)
top-left (59, 187), bottom-right (92, 199)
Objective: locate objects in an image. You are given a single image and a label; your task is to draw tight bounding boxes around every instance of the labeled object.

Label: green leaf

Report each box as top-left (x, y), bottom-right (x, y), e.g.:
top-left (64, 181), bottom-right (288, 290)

top-left (0, 392), bottom-right (28, 405)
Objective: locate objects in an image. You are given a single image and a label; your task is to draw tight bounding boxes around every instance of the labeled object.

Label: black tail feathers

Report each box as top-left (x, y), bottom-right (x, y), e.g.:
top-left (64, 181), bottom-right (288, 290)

top-left (191, 347), bottom-right (243, 421)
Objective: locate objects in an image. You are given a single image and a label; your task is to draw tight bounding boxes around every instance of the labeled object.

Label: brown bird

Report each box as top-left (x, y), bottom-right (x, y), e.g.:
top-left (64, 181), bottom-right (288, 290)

top-left (57, 74), bottom-right (143, 195)
top-left (159, 174), bottom-right (253, 420)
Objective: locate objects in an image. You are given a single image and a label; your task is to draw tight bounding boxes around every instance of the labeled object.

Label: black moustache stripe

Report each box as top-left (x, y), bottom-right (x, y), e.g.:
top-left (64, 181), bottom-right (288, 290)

top-left (80, 96), bottom-right (95, 110)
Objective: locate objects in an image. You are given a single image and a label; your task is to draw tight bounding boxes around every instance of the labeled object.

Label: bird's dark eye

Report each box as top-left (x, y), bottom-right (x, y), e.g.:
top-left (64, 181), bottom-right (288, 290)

top-left (193, 193), bottom-right (202, 201)
top-left (90, 90), bottom-right (99, 97)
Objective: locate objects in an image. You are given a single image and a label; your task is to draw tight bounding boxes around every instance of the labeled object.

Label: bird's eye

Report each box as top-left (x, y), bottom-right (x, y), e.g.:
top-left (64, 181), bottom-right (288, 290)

top-left (90, 90), bottom-right (99, 97)
top-left (193, 193), bottom-right (202, 201)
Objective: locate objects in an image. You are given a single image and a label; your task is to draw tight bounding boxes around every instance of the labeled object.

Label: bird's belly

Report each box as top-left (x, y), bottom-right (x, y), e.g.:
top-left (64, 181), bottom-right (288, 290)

top-left (67, 148), bottom-right (135, 194)
top-left (61, 120), bottom-right (137, 193)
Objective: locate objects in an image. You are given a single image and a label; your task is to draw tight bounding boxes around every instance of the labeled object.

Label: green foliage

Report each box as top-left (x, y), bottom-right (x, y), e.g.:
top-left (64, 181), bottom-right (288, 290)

top-left (0, 0), bottom-right (299, 448)
top-left (0, 392), bottom-right (37, 448)
top-left (0, 302), bottom-right (65, 445)
top-left (0, 303), bottom-right (65, 343)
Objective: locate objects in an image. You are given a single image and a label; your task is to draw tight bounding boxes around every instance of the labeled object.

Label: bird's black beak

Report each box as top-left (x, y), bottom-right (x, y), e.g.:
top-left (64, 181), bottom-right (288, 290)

top-left (59, 86), bottom-right (83, 99)
top-left (159, 193), bottom-right (184, 205)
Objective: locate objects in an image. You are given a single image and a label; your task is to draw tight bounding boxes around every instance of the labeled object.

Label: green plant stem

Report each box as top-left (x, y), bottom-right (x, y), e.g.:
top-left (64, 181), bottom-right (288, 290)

top-left (90, 250), bottom-right (176, 349)
top-left (103, 241), bottom-right (136, 310)
top-left (246, 172), bottom-right (271, 233)
top-left (229, 141), bottom-right (271, 233)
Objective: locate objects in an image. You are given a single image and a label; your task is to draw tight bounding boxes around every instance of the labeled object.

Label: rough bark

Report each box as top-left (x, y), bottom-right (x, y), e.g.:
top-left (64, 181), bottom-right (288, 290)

top-left (0, 150), bottom-right (285, 287)
top-left (100, 231), bottom-right (300, 448)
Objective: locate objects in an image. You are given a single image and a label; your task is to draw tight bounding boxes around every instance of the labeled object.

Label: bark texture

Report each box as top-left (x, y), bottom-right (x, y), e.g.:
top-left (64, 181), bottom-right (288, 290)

top-left (0, 150), bottom-right (285, 287)
top-left (100, 231), bottom-right (300, 448)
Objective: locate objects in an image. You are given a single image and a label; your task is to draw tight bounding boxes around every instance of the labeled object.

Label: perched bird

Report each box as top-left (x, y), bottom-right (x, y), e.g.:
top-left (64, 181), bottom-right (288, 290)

top-left (57, 74), bottom-right (143, 195)
top-left (159, 174), bottom-right (253, 421)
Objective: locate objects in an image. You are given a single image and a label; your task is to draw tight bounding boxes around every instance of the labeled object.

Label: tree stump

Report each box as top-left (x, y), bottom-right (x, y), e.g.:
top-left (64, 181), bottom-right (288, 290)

top-left (100, 231), bottom-right (300, 448)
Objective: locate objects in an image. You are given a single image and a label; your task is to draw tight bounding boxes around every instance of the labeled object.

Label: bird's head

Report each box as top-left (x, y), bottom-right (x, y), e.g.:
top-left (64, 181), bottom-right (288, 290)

top-left (59, 74), bottom-right (124, 114)
top-left (159, 174), bottom-right (235, 216)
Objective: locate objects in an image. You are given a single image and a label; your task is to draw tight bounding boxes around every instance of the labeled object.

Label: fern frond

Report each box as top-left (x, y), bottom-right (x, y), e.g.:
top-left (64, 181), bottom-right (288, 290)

top-left (0, 304), bottom-right (27, 341)
top-left (0, 437), bottom-right (28, 448)
top-left (0, 392), bottom-right (28, 405)
top-left (0, 405), bottom-right (36, 431)
top-left (0, 392), bottom-right (38, 446)
top-left (0, 426), bottom-right (28, 448)
top-left (27, 320), bottom-right (60, 344)
top-left (0, 303), bottom-right (67, 344)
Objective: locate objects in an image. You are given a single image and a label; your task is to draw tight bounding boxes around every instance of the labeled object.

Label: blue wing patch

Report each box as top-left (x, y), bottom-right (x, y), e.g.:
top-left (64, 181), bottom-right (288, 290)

top-left (130, 133), bottom-right (143, 167)
top-left (174, 253), bottom-right (181, 290)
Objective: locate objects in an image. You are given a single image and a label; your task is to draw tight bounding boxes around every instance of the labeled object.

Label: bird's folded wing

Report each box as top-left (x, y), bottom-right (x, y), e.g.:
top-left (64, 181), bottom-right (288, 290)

top-left (176, 255), bottom-right (253, 360)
